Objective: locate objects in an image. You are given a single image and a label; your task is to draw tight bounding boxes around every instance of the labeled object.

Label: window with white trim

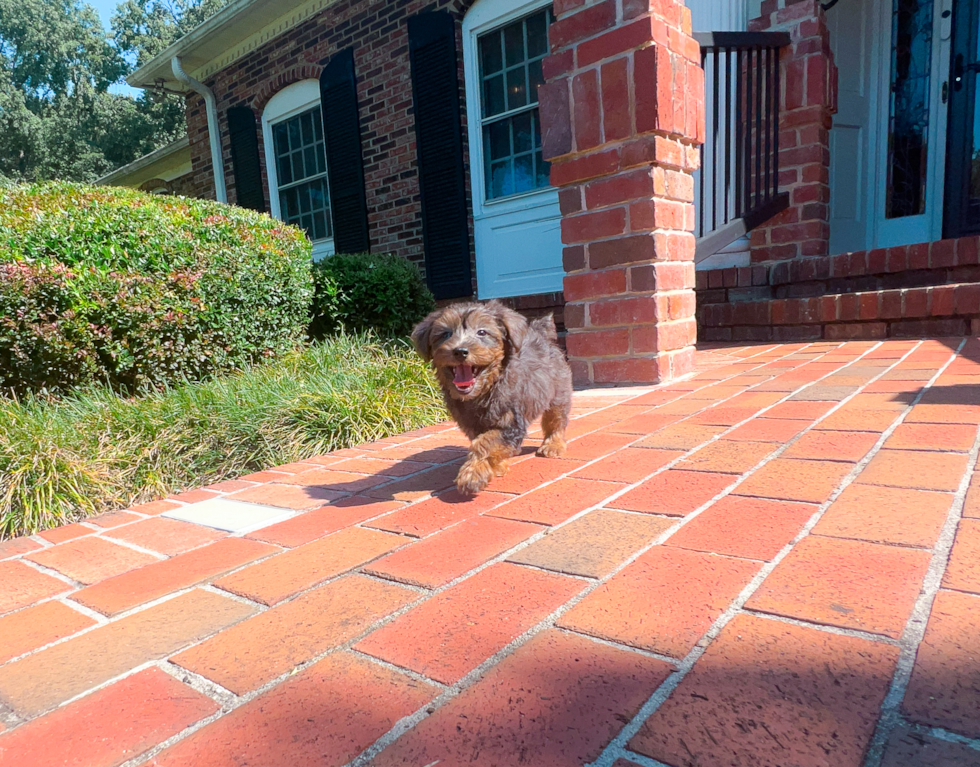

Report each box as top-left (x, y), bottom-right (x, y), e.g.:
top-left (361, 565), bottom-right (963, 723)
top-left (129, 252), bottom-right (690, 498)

top-left (261, 80), bottom-right (334, 258)
top-left (477, 7), bottom-right (553, 200)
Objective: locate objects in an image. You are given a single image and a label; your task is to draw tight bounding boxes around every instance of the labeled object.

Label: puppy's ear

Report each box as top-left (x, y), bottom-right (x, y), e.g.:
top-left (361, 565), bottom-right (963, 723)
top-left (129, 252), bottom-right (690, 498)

top-left (487, 300), bottom-right (528, 354)
top-left (411, 310), bottom-right (441, 362)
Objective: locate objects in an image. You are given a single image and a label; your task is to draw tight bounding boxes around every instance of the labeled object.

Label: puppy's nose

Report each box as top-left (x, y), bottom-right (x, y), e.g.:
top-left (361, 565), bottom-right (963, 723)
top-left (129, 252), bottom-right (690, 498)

top-left (452, 347), bottom-right (469, 359)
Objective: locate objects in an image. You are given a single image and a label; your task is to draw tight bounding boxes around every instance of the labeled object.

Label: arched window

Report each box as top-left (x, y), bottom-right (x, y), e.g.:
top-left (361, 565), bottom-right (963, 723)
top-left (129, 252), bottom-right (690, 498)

top-left (261, 80), bottom-right (334, 259)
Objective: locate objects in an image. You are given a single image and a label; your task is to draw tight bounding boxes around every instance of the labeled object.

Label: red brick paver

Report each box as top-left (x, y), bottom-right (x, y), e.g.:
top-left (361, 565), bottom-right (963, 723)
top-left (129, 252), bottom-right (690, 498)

top-left (171, 575), bottom-right (416, 694)
top-left (631, 614), bottom-right (899, 767)
top-left (149, 653), bottom-right (437, 767)
top-left (0, 561), bottom-right (70, 615)
top-left (747, 535), bottom-right (931, 638)
top-left (355, 562), bottom-right (583, 683)
top-left (903, 589), bottom-right (980, 738)
top-left (0, 668), bottom-right (217, 767)
top-left (371, 629), bottom-right (673, 766)
top-left (0, 590), bottom-right (254, 717)
top-left (25, 536), bottom-right (159, 585)
top-left (2, 340), bottom-right (979, 764)
top-left (559, 546), bottom-right (760, 658)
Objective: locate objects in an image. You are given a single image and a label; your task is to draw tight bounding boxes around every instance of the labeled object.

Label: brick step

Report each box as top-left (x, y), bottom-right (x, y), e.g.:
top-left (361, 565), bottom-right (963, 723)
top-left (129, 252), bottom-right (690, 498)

top-left (697, 236), bottom-right (980, 304)
top-left (698, 282), bottom-right (980, 342)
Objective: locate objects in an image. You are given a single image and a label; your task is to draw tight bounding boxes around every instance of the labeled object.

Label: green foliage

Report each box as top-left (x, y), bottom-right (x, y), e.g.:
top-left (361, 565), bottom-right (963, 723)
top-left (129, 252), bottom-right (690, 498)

top-left (0, 0), bottom-right (227, 183)
top-left (0, 182), bottom-right (313, 395)
top-left (0, 334), bottom-right (445, 538)
top-left (310, 252), bottom-right (435, 339)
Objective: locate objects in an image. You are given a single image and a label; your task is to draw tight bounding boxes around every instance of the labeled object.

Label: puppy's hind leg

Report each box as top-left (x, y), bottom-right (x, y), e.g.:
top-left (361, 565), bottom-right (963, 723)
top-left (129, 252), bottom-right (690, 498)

top-left (537, 399), bottom-right (570, 458)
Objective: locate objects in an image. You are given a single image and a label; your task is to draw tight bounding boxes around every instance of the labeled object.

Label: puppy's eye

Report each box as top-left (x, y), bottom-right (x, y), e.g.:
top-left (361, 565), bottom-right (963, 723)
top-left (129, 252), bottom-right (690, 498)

top-left (476, 329), bottom-right (489, 337)
top-left (439, 330), bottom-right (452, 340)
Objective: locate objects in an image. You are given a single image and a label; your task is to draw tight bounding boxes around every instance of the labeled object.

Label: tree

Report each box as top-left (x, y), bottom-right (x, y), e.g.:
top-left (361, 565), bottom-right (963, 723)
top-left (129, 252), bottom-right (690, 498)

top-left (0, 0), bottom-right (226, 183)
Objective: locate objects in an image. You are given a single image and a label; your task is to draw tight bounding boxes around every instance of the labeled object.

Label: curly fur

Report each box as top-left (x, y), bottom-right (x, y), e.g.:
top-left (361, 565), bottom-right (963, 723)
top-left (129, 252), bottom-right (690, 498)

top-left (412, 300), bottom-right (573, 494)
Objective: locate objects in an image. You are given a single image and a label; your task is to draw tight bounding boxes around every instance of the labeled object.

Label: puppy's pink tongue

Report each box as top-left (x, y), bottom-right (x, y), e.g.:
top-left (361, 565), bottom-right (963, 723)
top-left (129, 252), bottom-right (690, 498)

top-left (454, 364), bottom-right (475, 385)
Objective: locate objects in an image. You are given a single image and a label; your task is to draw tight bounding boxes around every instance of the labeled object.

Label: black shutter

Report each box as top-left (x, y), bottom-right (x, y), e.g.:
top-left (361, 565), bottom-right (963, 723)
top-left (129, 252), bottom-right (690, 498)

top-left (408, 11), bottom-right (472, 300)
top-left (320, 49), bottom-right (370, 253)
top-left (226, 106), bottom-right (266, 212)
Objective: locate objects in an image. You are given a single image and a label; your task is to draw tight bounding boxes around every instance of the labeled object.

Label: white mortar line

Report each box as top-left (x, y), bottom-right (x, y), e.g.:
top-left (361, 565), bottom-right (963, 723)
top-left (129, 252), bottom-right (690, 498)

top-left (591, 339), bottom-right (967, 767)
top-left (861, 402), bottom-right (980, 767)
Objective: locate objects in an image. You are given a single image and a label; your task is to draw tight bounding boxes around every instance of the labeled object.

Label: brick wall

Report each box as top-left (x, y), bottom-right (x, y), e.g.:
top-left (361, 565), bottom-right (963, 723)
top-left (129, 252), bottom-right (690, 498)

top-left (538, 0), bottom-right (705, 385)
top-left (748, 0), bottom-right (836, 263)
top-left (178, 0), bottom-right (569, 318)
top-left (183, 0), bottom-right (473, 280)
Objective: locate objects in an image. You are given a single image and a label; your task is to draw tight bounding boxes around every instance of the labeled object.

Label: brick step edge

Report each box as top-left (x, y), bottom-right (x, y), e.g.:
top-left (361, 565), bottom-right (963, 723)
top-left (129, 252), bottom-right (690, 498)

top-left (697, 236), bottom-right (980, 305)
top-left (698, 282), bottom-right (980, 342)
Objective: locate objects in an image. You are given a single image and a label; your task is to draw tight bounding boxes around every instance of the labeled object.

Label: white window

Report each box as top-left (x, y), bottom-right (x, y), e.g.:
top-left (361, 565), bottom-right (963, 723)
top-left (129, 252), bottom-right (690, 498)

top-left (261, 80), bottom-right (334, 259)
top-left (477, 6), bottom-right (553, 200)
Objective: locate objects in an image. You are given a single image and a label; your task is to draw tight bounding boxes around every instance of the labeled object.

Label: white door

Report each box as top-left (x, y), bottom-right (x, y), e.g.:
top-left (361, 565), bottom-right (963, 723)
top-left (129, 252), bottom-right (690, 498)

top-left (463, 0), bottom-right (563, 299)
top-left (828, 0), bottom-right (876, 253)
top-left (869, 0), bottom-right (953, 247)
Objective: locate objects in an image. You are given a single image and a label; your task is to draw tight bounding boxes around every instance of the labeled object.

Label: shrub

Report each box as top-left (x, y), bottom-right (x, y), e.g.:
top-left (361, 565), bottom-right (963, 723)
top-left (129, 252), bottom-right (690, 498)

top-left (310, 251), bottom-right (435, 339)
top-left (0, 182), bottom-right (313, 395)
top-left (0, 334), bottom-right (444, 538)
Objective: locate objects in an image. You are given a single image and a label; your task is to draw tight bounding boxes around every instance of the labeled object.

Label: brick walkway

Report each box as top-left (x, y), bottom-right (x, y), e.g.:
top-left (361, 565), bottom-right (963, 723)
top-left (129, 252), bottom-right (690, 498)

top-left (2, 340), bottom-right (980, 767)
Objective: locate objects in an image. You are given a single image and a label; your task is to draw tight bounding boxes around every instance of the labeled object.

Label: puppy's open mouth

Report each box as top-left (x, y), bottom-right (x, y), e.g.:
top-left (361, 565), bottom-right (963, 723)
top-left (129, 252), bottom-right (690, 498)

top-left (452, 364), bottom-right (483, 394)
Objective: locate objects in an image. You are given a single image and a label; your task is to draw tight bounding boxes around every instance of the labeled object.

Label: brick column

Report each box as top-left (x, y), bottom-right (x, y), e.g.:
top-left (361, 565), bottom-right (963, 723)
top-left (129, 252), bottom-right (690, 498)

top-left (749, 0), bottom-right (837, 263)
top-left (539, 0), bottom-right (705, 386)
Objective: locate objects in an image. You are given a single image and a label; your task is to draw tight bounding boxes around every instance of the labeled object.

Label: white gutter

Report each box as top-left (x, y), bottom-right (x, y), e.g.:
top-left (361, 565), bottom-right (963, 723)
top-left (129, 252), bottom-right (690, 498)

top-left (171, 56), bottom-right (227, 203)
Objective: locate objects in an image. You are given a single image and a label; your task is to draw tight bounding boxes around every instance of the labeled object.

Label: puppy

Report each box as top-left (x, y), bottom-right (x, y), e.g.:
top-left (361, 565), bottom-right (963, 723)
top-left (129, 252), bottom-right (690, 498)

top-left (412, 300), bottom-right (573, 495)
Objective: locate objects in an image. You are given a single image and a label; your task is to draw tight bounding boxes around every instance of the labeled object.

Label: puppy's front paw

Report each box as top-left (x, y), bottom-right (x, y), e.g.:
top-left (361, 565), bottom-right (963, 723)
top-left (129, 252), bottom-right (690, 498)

top-left (456, 457), bottom-right (494, 495)
top-left (536, 436), bottom-right (567, 458)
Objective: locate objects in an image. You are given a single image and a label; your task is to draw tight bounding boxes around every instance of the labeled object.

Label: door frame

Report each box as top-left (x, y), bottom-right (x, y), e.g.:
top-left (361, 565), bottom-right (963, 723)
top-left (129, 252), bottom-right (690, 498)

top-left (868, 0), bottom-right (953, 248)
top-left (943, 0), bottom-right (978, 237)
top-left (462, 0), bottom-right (562, 299)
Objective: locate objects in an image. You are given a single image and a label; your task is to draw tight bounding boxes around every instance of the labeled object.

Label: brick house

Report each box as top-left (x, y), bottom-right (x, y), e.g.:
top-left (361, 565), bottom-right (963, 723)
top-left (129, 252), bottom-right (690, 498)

top-left (111, 0), bottom-right (980, 385)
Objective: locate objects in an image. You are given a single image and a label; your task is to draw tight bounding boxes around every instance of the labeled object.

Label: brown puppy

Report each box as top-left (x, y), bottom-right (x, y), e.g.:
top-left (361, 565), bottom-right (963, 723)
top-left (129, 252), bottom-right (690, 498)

top-left (412, 300), bottom-right (573, 495)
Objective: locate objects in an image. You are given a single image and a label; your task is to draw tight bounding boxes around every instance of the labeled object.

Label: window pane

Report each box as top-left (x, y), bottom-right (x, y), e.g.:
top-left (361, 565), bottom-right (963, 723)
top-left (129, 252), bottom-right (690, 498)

top-left (535, 150), bottom-right (550, 187)
top-left (300, 111), bottom-right (313, 145)
top-left (487, 120), bottom-right (511, 161)
top-left (304, 146), bottom-right (317, 177)
top-left (504, 21), bottom-right (525, 67)
top-left (273, 123), bottom-right (289, 155)
top-left (484, 74), bottom-right (505, 117)
top-left (288, 118), bottom-right (301, 148)
top-left (490, 160), bottom-right (512, 198)
top-left (528, 58), bottom-right (544, 102)
top-left (291, 152), bottom-right (305, 183)
top-left (315, 142), bottom-right (327, 174)
top-left (506, 67), bottom-right (527, 110)
top-left (514, 153), bottom-right (534, 194)
top-left (513, 111), bottom-right (533, 153)
top-left (313, 114), bottom-right (323, 140)
top-left (479, 32), bottom-right (503, 75)
top-left (526, 11), bottom-right (549, 58)
top-left (886, 0), bottom-right (933, 219)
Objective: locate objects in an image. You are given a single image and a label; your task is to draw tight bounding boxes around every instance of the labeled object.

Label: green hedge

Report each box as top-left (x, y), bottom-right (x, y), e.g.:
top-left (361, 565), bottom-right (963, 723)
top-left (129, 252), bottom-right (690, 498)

top-left (0, 182), bottom-right (313, 395)
top-left (0, 335), bottom-right (444, 538)
top-left (310, 251), bottom-right (435, 339)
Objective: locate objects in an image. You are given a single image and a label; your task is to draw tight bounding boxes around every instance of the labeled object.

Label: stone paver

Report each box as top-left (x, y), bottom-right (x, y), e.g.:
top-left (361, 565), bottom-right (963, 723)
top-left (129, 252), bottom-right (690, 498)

top-left (3, 341), bottom-right (980, 765)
